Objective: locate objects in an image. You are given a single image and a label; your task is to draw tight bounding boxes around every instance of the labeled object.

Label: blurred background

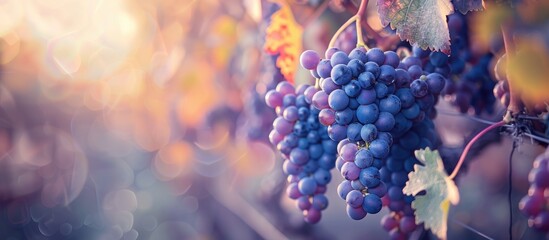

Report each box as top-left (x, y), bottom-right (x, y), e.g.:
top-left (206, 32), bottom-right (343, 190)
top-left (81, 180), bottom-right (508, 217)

top-left (0, 0), bottom-right (547, 239)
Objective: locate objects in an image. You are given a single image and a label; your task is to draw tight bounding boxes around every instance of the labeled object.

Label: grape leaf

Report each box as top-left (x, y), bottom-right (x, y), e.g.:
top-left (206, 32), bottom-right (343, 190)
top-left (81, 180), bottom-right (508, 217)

top-left (376, 0), bottom-right (454, 53)
top-left (264, 1), bottom-right (303, 84)
top-left (403, 148), bottom-right (460, 240)
top-left (453, 0), bottom-right (484, 14)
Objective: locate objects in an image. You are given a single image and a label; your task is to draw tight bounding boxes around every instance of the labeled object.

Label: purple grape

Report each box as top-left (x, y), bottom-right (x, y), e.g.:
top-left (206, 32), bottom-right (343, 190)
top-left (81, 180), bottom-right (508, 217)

top-left (318, 109), bottom-right (336, 126)
top-left (300, 50), bottom-right (321, 70)
top-left (328, 89), bottom-right (350, 111)
top-left (346, 190), bottom-right (364, 208)
top-left (366, 48), bottom-right (385, 65)
top-left (317, 59), bottom-right (333, 78)
top-left (346, 205), bottom-right (367, 220)
top-left (359, 167), bottom-right (381, 188)
top-left (338, 180), bottom-right (353, 200)
top-left (341, 162), bottom-right (361, 181)
top-left (312, 91), bottom-right (329, 110)
top-left (304, 209), bottom-right (321, 224)
top-left (331, 51), bottom-right (351, 66)
top-left (363, 194), bottom-right (382, 214)
top-left (321, 77), bottom-right (339, 94)
top-left (287, 183), bottom-right (301, 199)
top-left (328, 124), bottom-right (347, 142)
top-left (325, 47), bottom-right (340, 59)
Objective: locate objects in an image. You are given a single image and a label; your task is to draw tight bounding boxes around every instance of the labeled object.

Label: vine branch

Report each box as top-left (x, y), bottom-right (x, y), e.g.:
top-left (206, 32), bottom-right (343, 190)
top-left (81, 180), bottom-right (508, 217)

top-left (449, 121), bottom-right (506, 179)
top-left (355, 0), bottom-right (368, 48)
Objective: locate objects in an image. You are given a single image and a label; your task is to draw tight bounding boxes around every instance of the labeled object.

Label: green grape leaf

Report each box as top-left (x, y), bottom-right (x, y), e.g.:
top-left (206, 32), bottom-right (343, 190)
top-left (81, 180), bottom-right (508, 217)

top-left (453, 0), bottom-right (484, 14)
top-left (376, 0), bottom-right (454, 53)
top-left (403, 148), bottom-right (460, 240)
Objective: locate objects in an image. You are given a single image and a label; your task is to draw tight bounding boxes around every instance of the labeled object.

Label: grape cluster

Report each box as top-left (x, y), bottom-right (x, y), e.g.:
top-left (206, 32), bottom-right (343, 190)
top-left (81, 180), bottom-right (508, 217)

top-left (519, 148), bottom-right (549, 231)
top-left (298, 46), bottom-right (444, 237)
top-left (265, 81), bottom-right (338, 224)
top-left (410, 13), bottom-right (496, 115)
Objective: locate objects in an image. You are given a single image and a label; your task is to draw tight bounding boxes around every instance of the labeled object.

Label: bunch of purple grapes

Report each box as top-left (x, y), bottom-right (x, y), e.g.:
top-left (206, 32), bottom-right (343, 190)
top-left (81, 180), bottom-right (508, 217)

top-left (410, 13), bottom-right (496, 115)
top-left (519, 147), bottom-right (549, 231)
top-left (265, 81), bottom-right (338, 224)
top-left (298, 46), bottom-right (444, 238)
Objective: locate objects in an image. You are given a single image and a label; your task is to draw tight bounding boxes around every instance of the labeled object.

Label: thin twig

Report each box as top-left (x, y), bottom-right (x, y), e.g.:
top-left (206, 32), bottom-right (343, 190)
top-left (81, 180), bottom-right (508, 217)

top-left (355, 0), bottom-right (369, 48)
top-left (452, 219), bottom-right (495, 240)
top-left (449, 121), bottom-right (506, 179)
top-left (522, 132), bottom-right (549, 144)
top-left (437, 110), bottom-right (497, 125)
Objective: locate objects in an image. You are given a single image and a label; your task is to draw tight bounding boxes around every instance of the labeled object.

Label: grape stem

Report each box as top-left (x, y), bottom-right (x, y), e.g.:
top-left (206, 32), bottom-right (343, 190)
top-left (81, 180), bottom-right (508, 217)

top-left (355, 0), bottom-right (369, 48)
top-left (449, 121), bottom-right (506, 179)
top-left (328, 15), bottom-right (358, 49)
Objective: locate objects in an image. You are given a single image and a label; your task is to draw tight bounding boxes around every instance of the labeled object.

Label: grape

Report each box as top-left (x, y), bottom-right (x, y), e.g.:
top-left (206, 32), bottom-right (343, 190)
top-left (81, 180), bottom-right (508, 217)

top-left (331, 51), bottom-right (351, 66)
top-left (365, 62), bottom-right (381, 78)
top-left (341, 162), bottom-right (361, 180)
top-left (355, 149), bottom-right (374, 168)
top-left (379, 95), bottom-right (402, 115)
top-left (356, 88), bottom-right (377, 105)
top-left (379, 65), bottom-right (396, 84)
top-left (312, 91), bottom-right (329, 110)
top-left (348, 59), bottom-right (366, 78)
top-left (346, 205), bottom-right (367, 220)
top-left (399, 216), bottom-right (417, 233)
top-left (300, 50), bottom-right (321, 70)
top-left (304, 209), bottom-right (321, 224)
top-left (331, 64), bottom-right (353, 85)
top-left (374, 112), bottom-right (396, 132)
top-left (346, 190), bottom-right (365, 208)
top-left (338, 180), bottom-right (353, 200)
top-left (328, 89), bottom-right (350, 111)
top-left (375, 83), bottom-right (389, 98)
top-left (317, 59), bottom-right (333, 78)
top-left (360, 124), bottom-right (378, 142)
top-left (410, 79), bottom-right (429, 98)
top-left (429, 51), bottom-right (449, 67)
top-left (359, 167), bottom-right (381, 188)
top-left (363, 194), bottom-right (383, 214)
top-left (347, 123), bottom-right (363, 142)
top-left (335, 108), bottom-right (354, 125)
top-left (425, 73), bottom-right (446, 94)
top-left (349, 48), bottom-right (368, 62)
top-left (358, 72), bottom-right (376, 89)
top-left (356, 104), bottom-right (379, 124)
top-left (366, 48), bottom-right (385, 66)
top-left (369, 139), bottom-right (390, 158)
top-left (344, 80), bottom-right (361, 97)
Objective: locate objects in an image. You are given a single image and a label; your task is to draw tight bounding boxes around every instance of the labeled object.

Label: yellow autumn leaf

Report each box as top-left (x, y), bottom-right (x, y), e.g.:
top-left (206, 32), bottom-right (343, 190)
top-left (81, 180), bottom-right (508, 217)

top-left (507, 37), bottom-right (549, 108)
top-left (264, 1), bottom-right (303, 84)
